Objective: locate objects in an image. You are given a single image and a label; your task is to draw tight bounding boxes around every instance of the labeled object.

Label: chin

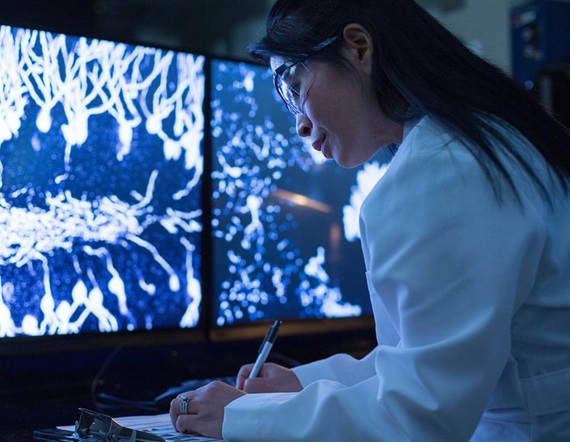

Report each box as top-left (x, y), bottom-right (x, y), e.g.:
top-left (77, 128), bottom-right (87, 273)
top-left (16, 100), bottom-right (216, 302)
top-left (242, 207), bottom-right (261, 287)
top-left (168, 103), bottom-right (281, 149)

top-left (334, 142), bottom-right (379, 168)
top-left (335, 150), bottom-right (365, 168)
top-left (335, 156), bottom-right (363, 169)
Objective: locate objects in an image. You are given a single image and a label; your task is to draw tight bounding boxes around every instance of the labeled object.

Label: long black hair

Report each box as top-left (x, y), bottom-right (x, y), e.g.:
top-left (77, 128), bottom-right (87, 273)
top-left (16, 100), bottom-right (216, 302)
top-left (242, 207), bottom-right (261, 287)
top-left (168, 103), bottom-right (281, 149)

top-left (249, 0), bottom-right (570, 205)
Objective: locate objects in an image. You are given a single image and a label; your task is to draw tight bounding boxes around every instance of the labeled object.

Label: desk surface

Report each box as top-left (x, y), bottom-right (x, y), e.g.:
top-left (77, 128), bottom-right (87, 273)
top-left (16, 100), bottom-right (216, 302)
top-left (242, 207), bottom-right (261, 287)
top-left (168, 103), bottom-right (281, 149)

top-left (2, 394), bottom-right (89, 441)
top-left (1, 329), bottom-right (376, 441)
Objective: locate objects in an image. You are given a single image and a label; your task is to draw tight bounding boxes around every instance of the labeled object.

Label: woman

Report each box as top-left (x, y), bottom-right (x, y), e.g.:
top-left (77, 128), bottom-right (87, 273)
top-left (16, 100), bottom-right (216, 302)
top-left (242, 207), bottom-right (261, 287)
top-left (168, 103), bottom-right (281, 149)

top-left (170, 0), bottom-right (570, 440)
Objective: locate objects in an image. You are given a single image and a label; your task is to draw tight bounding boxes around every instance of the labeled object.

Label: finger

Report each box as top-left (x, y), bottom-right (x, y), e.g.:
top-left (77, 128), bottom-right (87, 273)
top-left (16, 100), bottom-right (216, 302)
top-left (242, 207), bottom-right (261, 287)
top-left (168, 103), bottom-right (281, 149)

top-left (170, 400), bottom-right (177, 431)
top-left (236, 363), bottom-right (254, 390)
top-left (170, 394), bottom-right (193, 431)
top-left (176, 408), bottom-right (222, 439)
top-left (170, 396), bottom-right (181, 430)
top-left (176, 414), bottom-right (202, 437)
top-left (243, 376), bottom-right (277, 393)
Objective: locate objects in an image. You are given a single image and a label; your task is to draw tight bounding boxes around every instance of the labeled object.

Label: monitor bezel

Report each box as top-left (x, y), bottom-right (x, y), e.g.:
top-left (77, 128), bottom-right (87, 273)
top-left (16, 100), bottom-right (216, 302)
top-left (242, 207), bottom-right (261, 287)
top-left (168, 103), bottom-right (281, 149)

top-left (0, 21), bottom-right (211, 356)
top-left (204, 55), bottom-right (377, 343)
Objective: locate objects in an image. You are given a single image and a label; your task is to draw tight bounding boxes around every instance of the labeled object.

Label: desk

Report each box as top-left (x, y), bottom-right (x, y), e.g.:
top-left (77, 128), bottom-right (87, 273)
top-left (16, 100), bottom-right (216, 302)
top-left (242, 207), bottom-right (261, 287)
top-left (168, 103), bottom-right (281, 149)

top-left (1, 329), bottom-right (376, 441)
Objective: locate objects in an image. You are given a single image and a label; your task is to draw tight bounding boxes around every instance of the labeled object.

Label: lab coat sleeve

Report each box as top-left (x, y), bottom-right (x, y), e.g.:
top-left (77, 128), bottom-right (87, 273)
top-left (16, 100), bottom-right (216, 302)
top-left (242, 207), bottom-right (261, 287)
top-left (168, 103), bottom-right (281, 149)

top-left (291, 347), bottom-right (379, 387)
top-left (223, 119), bottom-right (545, 441)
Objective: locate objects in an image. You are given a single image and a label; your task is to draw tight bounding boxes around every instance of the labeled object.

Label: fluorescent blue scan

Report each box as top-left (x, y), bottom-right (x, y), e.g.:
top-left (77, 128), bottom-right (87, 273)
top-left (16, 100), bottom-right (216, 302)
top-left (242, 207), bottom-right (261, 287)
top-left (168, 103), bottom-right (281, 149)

top-left (210, 60), bottom-right (390, 327)
top-left (0, 26), bottom-right (205, 337)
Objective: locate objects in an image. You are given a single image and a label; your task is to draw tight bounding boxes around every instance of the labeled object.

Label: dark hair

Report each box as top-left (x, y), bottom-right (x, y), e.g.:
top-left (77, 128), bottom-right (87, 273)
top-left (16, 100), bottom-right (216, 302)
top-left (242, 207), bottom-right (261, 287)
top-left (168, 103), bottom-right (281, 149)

top-left (249, 0), bottom-right (570, 205)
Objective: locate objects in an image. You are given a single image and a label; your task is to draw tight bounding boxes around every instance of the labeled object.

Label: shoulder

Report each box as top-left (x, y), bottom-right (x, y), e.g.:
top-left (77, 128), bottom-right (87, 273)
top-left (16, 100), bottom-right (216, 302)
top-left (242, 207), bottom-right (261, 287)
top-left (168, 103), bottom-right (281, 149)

top-left (362, 116), bottom-right (492, 216)
top-left (362, 114), bottom-right (555, 218)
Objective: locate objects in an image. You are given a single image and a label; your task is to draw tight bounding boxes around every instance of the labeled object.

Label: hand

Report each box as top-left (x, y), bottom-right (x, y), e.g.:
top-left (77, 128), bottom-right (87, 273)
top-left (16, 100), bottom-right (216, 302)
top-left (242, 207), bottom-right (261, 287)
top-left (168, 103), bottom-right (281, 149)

top-left (236, 362), bottom-right (303, 393)
top-left (169, 381), bottom-right (245, 439)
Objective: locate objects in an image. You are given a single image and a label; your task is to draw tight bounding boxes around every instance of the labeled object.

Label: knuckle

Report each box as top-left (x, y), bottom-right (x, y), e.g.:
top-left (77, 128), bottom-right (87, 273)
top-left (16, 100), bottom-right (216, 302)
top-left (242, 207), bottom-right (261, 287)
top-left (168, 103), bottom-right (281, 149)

top-left (209, 380), bottom-right (224, 388)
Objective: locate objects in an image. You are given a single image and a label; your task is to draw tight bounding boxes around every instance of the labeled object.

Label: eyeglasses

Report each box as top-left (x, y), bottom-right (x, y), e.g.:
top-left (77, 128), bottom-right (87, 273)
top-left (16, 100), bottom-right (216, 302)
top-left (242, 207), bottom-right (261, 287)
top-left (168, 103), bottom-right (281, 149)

top-left (273, 36), bottom-right (338, 116)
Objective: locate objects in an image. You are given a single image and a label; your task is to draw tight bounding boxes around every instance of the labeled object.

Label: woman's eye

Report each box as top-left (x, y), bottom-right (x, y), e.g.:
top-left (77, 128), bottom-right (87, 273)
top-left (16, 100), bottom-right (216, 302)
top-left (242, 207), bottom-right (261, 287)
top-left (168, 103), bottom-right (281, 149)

top-left (284, 68), bottom-right (303, 89)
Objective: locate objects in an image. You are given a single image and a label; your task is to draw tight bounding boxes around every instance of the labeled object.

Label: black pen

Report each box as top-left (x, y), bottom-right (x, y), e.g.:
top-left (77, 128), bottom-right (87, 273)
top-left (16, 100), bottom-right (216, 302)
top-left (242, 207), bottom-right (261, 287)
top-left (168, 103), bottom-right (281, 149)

top-left (249, 320), bottom-right (281, 378)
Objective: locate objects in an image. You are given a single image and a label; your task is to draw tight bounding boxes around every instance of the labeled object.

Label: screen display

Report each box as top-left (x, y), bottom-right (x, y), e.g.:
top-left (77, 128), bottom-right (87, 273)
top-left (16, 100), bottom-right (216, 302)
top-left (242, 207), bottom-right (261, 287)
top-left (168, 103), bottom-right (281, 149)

top-left (0, 25), bottom-right (205, 338)
top-left (210, 59), bottom-right (390, 328)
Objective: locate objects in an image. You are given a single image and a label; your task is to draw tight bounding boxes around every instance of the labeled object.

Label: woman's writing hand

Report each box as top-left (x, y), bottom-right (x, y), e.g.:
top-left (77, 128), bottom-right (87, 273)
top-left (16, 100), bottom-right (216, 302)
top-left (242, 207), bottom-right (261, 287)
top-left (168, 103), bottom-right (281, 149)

top-left (236, 362), bottom-right (303, 393)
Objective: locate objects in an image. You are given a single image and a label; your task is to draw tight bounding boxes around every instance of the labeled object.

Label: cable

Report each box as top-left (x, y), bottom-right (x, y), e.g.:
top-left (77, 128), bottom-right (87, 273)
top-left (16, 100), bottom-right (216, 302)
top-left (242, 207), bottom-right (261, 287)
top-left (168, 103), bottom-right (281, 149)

top-left (95, 392), bottom-right (159, 413)
top-left (90, 344), bottom-right (124, 411)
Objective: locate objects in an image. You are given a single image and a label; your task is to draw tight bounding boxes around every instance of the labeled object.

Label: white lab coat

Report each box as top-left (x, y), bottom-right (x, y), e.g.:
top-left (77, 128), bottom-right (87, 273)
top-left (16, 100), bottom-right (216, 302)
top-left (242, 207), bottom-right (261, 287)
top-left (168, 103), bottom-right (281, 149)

top-left (222, 116), bottom-right (570, 441)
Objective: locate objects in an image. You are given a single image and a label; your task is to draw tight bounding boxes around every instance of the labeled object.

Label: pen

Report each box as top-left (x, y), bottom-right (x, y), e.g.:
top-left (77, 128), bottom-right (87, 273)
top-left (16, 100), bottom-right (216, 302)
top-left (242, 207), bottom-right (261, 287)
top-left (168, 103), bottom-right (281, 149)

top-left (249, 320), bottom-right (281, 379)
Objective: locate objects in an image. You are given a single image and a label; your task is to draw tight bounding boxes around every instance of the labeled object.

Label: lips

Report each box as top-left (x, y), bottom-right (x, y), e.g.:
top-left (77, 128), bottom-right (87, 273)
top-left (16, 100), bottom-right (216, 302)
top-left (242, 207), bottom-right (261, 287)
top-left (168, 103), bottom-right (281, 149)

top-left (312, 135), bottom-right (325, 152)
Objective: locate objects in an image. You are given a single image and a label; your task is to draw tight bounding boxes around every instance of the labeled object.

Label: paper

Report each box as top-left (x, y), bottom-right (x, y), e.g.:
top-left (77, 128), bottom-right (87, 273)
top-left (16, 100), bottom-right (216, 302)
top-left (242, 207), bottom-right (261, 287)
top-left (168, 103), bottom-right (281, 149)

top-left (115, 413), bottom-right (223, 441)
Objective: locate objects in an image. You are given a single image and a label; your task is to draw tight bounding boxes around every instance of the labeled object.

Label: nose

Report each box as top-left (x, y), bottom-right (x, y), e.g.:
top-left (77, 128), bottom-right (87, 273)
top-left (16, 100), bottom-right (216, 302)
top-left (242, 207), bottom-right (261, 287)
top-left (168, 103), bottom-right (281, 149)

top-left (295, 113), bottom-right (312, 138)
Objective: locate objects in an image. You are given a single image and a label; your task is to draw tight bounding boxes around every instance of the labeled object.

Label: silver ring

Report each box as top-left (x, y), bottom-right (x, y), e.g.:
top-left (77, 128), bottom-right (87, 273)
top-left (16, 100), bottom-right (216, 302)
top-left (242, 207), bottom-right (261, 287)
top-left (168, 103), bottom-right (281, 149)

top-left (180, 395), bottom-right (188, 414)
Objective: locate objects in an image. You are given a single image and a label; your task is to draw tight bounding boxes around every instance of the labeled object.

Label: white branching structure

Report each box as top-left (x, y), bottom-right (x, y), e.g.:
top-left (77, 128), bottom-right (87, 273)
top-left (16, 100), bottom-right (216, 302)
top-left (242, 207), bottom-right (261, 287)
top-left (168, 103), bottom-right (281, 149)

top-left (0, 26), bottom-right (205, 337)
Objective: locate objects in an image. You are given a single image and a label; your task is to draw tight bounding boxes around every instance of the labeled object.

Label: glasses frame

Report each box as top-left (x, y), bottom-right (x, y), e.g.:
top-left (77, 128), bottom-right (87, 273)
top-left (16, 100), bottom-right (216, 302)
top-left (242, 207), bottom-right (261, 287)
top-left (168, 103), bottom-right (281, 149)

top-left (273, 36), bottom-right (339, 116)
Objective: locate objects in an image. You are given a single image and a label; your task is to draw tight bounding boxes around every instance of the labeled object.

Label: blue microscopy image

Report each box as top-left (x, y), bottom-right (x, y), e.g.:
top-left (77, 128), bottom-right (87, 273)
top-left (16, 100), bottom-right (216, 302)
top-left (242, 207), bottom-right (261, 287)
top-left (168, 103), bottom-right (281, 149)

top-left (210, 60), bottom-right (387, 327)
top-left (0, 25), bottom-right (204, 337)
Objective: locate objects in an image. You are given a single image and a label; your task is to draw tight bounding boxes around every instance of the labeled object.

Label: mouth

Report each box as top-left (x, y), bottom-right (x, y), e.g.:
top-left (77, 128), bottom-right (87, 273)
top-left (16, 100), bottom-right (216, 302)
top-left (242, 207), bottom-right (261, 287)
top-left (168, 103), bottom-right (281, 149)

top-left (311, 136), bottom-right (326, 152)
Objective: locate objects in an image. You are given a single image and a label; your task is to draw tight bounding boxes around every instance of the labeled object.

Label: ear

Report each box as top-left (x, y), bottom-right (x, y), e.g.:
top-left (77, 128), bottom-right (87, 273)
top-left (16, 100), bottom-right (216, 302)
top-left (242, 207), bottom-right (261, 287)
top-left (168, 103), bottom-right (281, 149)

top-left (341, 23), bottom-right (373, 75)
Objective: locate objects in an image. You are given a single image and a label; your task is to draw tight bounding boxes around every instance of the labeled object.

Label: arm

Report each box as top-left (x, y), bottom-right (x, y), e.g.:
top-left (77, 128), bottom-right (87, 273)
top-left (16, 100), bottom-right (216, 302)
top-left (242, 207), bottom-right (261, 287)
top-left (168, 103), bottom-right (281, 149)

top-left (236, 347), bottom-right (380, 393)
top-left (291, 348), bottom-right (379, 387)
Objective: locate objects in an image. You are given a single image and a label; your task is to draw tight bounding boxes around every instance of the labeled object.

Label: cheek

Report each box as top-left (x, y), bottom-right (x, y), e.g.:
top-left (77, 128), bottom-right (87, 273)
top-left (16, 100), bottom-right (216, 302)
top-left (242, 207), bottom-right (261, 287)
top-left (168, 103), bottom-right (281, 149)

top-left (306, 87), bottom-right (346, 127)
top-left (309, 92), bottom-right (359, 138)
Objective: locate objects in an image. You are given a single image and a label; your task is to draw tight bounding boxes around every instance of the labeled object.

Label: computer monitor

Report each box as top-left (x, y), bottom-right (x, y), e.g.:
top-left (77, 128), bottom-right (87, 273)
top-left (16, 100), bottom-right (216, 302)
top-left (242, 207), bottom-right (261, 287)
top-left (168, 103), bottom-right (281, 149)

top-left (0, 24), bottom-right (206, 355)
top-left (208, 58), bottom-right (391, 340)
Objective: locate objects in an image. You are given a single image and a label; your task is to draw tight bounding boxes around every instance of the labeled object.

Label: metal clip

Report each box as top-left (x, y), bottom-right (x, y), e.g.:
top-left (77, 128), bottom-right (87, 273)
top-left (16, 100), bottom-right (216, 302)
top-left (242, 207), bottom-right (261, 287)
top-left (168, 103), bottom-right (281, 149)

top-left (73, 408), bottom-right (165, 441)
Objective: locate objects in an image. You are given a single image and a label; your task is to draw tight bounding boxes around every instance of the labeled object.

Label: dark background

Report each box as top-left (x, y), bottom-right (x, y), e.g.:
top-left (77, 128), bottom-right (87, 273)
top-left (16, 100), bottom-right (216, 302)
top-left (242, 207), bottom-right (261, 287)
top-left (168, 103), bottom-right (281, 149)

top-left (0, 0), bottom-right (272, 59)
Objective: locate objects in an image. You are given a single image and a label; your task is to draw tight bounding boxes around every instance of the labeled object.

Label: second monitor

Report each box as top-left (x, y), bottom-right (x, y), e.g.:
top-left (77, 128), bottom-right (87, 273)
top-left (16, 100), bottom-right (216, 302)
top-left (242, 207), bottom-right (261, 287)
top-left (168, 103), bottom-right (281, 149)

top-left (209, 58), bottom-right (391, 339)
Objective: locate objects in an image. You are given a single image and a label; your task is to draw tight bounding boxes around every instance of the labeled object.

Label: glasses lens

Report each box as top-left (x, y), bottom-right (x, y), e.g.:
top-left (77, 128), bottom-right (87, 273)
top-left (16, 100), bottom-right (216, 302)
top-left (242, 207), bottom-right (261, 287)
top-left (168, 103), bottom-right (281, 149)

top-left (275, 62), bottom-right (314, 115)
